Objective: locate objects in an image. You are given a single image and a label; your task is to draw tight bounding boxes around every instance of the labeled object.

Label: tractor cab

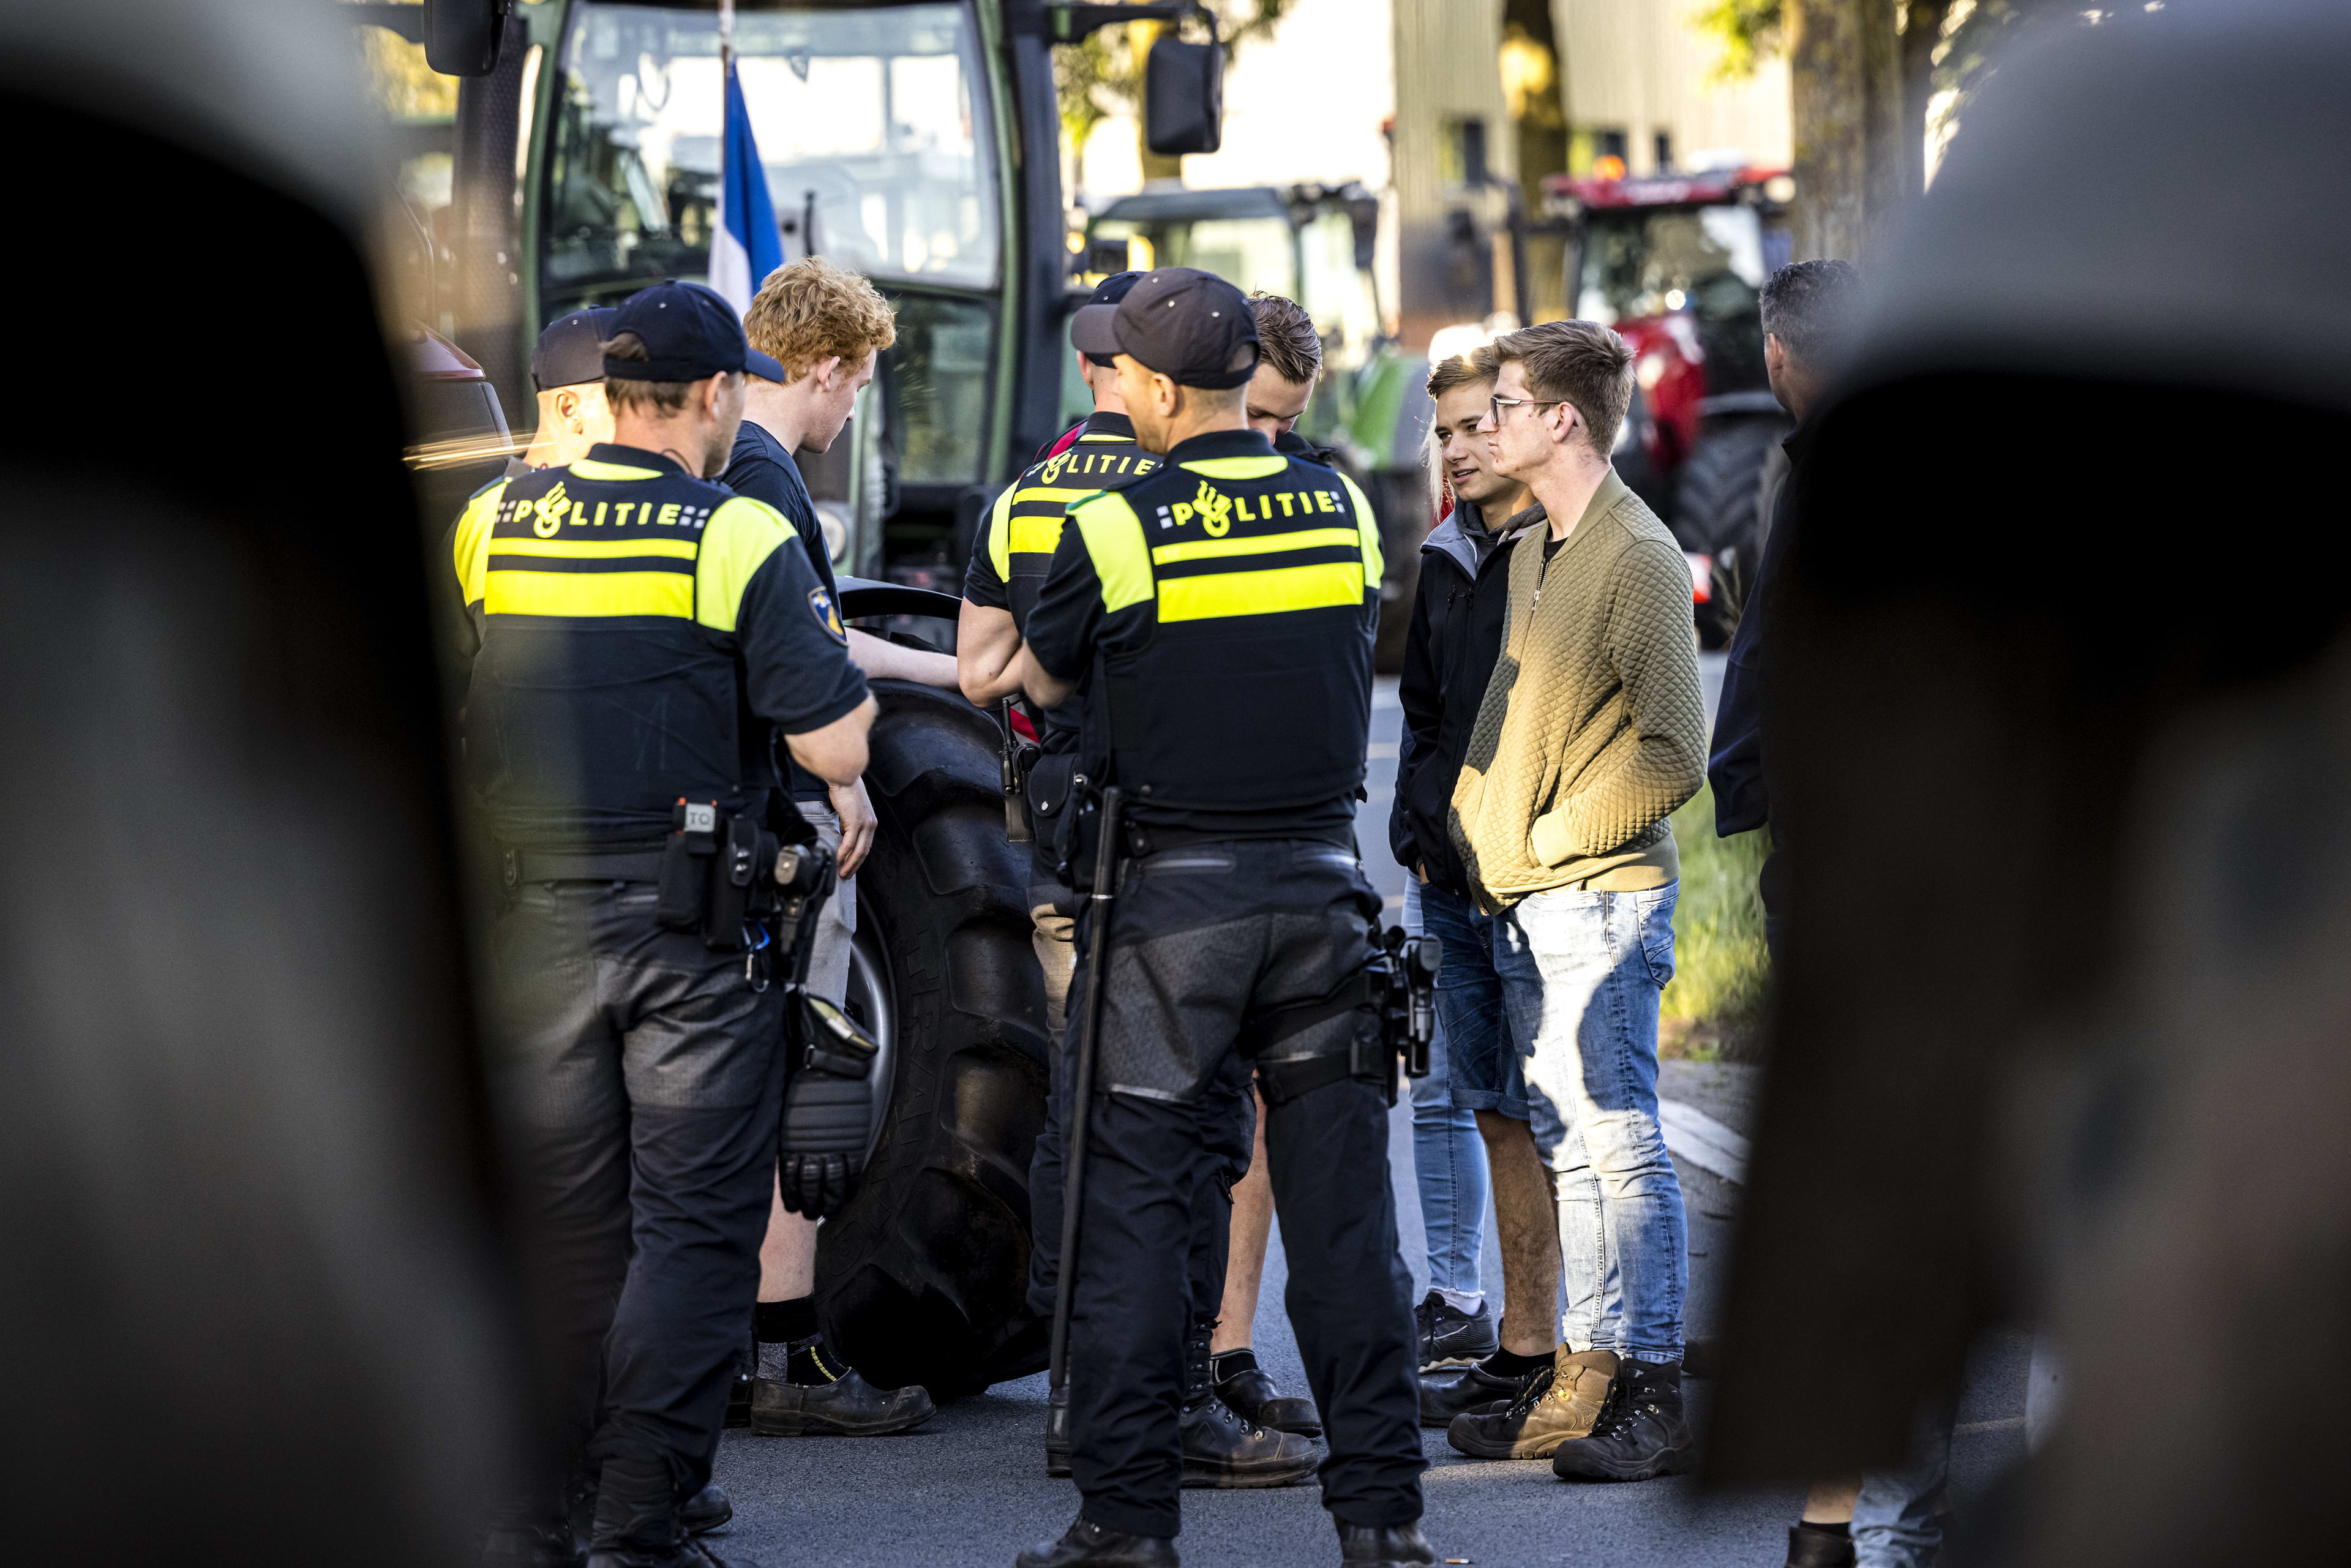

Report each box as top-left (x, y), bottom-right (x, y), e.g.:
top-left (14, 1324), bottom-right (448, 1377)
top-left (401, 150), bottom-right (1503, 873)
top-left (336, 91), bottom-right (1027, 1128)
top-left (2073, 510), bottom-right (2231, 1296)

top-left (1543, 163), bottom-right (1796, 642)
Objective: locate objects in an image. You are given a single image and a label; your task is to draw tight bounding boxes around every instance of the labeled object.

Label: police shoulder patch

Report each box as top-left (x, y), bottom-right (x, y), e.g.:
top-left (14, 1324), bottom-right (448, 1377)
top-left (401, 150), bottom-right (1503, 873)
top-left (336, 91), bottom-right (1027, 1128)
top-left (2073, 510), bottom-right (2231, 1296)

top-left (809, 586), bottom-right (848, 645)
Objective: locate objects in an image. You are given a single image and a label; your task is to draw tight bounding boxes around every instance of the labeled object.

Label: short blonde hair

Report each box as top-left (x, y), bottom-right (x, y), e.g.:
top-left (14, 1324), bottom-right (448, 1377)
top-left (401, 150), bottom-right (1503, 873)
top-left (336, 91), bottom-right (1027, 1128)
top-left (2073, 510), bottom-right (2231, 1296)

top-left (744, 257), bottom-right (897, 382)
top-left (1423, 351), bottom-right (1491, 402)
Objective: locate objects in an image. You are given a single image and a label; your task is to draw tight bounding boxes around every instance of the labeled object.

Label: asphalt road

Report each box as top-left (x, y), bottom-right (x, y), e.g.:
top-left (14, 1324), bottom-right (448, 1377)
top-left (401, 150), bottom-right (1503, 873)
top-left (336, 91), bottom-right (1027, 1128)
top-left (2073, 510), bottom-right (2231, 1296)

top-left (711, 661), bottom-right (2028, 1567)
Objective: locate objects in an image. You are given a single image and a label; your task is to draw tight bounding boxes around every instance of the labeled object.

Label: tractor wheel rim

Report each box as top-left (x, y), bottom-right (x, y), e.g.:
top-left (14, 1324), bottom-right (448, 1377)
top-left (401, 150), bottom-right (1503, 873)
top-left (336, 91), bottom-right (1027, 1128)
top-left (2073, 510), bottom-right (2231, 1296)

top-left (844, 918), bottom-right (896, 1161)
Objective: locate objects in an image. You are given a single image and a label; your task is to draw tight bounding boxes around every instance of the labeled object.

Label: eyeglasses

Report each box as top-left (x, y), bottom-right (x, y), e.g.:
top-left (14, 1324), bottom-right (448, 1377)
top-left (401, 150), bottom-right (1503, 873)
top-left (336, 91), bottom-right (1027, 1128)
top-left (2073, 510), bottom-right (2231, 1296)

top-left (1486, 392), bottom-right (1564, 426)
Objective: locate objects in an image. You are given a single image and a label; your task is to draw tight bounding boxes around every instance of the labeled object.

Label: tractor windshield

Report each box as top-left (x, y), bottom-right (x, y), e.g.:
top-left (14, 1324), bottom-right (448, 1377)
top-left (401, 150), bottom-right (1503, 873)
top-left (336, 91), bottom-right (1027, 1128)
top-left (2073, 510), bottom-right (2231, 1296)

top-left (542, 2), bottom-right (999, 297)
top-left (1574, 203), bottom-right (1766, 326)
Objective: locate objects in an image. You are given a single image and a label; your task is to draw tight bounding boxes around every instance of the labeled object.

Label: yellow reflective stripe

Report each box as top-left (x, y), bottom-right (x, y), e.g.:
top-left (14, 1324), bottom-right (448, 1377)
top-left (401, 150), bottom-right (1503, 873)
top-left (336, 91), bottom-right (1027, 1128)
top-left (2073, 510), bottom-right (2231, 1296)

top-left (696, 497), bottom-right (792, 632)
top-left (1339, 472), bottom-right (1384, 590)
top-left (568, 458), bottom-right (664, 481)
top-left (1071, 492), bottom-right (1153, 612)
top-left (1015, 486), bottom-right (1102, 504)
top-left (1179, 456), bottom-right (1288, 480)
top-left (485, 571), bottom-right (695, 618)
top-left (452, 479), bottom-right (508, 607)
top-left (1009, 511), bottom-right (1070, 558)
top-left (985, 483), bottom-right (1016, 585)
top-left (1075, 433), bottom-right (1133, 443)
top-left (1157, 561), bottom-right (1366, 623)
top-left (487, 536), bottom-right (700, 560)
top-left (1151, 526), bottom-right (1359, 565)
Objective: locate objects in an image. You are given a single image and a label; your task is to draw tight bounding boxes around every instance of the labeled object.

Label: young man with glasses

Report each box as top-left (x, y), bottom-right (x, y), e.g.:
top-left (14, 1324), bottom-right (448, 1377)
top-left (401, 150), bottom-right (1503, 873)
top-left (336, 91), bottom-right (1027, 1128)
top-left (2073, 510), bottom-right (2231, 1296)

top-left (1446, 320), bottom-right (1708, 1484)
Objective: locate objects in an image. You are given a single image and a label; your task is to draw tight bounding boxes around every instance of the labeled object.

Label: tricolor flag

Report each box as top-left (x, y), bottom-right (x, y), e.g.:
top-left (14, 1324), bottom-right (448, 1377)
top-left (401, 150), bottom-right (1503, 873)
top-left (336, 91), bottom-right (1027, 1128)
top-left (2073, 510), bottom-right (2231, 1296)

top-left (708, 57), bottom-right (783, 316)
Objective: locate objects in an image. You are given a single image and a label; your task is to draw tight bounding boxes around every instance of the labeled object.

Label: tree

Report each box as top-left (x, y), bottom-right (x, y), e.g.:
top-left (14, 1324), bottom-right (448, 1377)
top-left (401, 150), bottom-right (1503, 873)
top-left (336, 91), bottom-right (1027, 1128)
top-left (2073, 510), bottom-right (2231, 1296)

top-left (1053, 1), bottom-right (1293, 187)
top-left (1693, 0), bottom-right (2102, 261)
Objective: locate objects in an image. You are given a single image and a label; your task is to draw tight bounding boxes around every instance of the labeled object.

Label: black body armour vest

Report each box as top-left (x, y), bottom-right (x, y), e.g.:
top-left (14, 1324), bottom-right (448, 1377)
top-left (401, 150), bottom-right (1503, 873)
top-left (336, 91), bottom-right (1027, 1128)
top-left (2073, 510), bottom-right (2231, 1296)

top-left (1063, 432), bottom-right (1384, 825)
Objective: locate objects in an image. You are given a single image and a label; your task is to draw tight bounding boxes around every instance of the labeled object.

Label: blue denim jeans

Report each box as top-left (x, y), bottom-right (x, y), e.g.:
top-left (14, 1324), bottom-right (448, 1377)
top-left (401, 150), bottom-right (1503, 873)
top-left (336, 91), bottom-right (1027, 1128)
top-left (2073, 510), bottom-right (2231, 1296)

top-left (1494, 882), bottom-right (1687, 1364)
top-left (1404, 878), bottom-right (1488, 1297)
top-left (1417, 879), bottom-right (1529, 1120)
top-left (1852, 1398), bottom-right (1954, 1568)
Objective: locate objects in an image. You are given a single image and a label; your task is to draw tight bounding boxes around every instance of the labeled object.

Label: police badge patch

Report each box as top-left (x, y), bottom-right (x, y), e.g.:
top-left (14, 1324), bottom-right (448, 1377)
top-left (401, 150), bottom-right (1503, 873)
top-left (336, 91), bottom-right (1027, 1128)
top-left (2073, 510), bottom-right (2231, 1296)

top-left (809, 586), bottom-right (848, 645)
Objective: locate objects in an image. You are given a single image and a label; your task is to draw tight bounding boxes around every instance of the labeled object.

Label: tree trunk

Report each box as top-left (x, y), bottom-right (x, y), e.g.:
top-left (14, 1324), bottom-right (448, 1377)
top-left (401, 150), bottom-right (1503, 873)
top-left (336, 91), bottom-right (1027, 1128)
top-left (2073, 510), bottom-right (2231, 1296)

top-left (1902, 0), bottom-right (1952, 195)
top-left (1788, 0), bottom-right (1903, 262)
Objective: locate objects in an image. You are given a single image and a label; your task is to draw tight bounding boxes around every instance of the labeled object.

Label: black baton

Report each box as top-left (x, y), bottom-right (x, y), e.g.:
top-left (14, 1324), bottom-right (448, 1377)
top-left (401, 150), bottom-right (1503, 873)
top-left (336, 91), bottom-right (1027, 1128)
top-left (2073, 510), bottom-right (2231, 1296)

top-left (1045, 784), bottom-right (1124, 1457)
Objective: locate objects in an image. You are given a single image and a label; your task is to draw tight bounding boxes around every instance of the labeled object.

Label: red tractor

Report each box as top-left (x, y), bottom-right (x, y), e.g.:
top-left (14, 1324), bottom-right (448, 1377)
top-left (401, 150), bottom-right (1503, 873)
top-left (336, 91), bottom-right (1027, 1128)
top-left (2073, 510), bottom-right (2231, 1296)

top-left (1542, 163), bottom-right (1796, 646)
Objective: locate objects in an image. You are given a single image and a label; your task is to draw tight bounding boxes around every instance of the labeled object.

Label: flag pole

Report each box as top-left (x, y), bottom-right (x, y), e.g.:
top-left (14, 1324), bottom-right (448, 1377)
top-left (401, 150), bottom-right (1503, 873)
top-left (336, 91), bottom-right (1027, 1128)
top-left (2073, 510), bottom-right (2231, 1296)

top-left (719, 0), bottom-right (735, 78)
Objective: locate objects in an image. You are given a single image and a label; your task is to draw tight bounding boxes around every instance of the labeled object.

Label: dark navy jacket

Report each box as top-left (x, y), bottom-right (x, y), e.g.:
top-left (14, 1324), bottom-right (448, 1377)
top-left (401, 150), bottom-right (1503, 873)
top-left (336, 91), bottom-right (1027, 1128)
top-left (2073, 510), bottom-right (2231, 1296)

top-left (1708, 419), bottom-right (1813, 837)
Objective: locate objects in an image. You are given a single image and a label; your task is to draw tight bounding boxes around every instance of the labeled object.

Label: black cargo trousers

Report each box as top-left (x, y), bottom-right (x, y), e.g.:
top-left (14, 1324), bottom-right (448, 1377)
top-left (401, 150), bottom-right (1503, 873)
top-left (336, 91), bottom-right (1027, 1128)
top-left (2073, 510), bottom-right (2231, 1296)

top-left (1062, 838), bottom-right (1425, 1541)
top-left (487, 878), bottom-right (784, 1550)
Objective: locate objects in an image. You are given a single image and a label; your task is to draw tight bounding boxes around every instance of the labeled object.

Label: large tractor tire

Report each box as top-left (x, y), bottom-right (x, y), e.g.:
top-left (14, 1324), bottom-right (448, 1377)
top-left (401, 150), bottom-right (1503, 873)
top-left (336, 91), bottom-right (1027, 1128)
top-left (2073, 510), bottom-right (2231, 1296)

top-left (1672, 415), bottom-right (1791, 648)
top-left (812, 678), bottom-right (1054, 1395)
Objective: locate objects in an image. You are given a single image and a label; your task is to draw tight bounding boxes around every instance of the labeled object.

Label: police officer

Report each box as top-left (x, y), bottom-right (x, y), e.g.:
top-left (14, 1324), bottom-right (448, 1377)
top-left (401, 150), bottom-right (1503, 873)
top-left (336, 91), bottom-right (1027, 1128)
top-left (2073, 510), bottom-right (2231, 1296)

top-left (512, 306), bottom-right (618, 475)
top-left (959, 275), bottom-right (1318, 1490)
top-left (1006, 269), bottom-right (1434, 1568)
top-left (451, 281), bottom-right (878, 1568)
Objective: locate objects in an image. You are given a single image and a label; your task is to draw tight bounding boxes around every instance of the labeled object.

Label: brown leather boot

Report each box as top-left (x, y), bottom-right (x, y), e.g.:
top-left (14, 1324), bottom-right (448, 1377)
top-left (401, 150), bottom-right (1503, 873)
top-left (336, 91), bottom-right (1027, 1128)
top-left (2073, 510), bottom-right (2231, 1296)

top-left (1445, 1348), bottom-right (1619, 1460)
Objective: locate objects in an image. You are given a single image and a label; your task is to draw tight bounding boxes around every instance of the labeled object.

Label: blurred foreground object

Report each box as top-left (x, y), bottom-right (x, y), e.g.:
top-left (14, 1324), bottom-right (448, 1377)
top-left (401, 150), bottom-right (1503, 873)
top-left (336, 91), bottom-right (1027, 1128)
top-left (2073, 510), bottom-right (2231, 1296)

top-left (1710, 4), bottom-right (2351, 1564)
top-left (0, 2), bottom-right (520, 1564)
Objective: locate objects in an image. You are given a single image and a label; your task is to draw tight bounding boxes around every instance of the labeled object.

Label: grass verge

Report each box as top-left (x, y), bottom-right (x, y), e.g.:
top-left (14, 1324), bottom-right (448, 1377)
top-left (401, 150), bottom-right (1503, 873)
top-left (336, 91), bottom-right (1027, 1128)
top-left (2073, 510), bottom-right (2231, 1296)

top-left (1661, 783), bottom-right (1769, 1060)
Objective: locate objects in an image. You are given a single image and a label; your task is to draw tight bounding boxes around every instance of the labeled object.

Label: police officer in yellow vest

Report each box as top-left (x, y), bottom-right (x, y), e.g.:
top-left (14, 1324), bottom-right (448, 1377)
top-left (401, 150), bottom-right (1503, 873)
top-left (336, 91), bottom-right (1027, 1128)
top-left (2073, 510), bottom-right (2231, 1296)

top-left (961, 274), bottom-right (1321, 1493)
top-left (1006, 269), bottom-right (1433, 1568)
top-left (450, 281), bottom-right (877, 1568)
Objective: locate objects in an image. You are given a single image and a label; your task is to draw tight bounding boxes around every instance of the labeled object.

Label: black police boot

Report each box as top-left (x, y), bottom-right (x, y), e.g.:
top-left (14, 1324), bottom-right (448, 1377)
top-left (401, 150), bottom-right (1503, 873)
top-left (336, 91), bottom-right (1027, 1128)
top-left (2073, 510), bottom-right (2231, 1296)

top-left (1413, 1290), bottom-right (1499, 1373)
top-left (680, 1484), bottom-right (732, 1537)
top-left (1335, 1520), bottom-right (1439, 1566)
top-left (1014, 1516), bottom-right (1180, 1568)
top-left (584, 1453), bottom-right (725, 1568)
top-left (1179, 1319), bottom-right (1318, 1488)
top-left (1210, 1348), bottom-right (1322, 1438)
top-left (1417, 1352), bottom-right (1550, 1429)
top-left (749, 1334), bottom-right (936, 1436)
top-left (1785, 1521), bottom-right (1857, 1567)
top-left (1550, 1358), bottom-right (1693, 1482)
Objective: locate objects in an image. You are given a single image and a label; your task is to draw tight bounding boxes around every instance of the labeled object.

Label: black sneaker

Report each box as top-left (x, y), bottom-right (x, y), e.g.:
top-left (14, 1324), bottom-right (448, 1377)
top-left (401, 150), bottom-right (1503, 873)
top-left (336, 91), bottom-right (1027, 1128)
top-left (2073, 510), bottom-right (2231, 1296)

top-left (1210, 1352), bottom-right (1321, 1438)
top-left (1179, 1396), bottom-right (1321, 1488)
top-left (1414, 1291), bottom-right (1499, 1372)
top-left (1550, 1359), bottom-right (1692, 1482)
top-left (1014, 1517), bottom-right (1179, 1567)
top-left (1336, 1520), bottom-right (1439, 1566)
top-left (748, 1337), bottom-right (935, 1436)
top-left (1417, 1357), bottom-right (1547, 1429)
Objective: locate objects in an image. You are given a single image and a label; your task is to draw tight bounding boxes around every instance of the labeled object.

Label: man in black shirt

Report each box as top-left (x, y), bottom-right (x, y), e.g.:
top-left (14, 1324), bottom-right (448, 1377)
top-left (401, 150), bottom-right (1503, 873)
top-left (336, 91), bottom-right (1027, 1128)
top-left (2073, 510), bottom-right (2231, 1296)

top-left (718, 257), bottom-right (956, 1441)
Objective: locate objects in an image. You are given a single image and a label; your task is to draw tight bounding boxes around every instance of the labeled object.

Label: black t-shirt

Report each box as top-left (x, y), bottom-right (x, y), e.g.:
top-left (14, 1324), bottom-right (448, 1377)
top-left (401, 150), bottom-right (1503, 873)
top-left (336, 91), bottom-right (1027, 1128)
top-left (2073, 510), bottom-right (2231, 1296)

top-left (722, 420), bottom-right (846, 800)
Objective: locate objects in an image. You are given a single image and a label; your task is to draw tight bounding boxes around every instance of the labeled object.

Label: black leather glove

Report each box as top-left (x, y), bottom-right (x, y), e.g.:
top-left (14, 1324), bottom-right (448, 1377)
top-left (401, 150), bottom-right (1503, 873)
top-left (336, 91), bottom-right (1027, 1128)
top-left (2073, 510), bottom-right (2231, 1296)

top-left (779, 995), bottom-right (879, 1220)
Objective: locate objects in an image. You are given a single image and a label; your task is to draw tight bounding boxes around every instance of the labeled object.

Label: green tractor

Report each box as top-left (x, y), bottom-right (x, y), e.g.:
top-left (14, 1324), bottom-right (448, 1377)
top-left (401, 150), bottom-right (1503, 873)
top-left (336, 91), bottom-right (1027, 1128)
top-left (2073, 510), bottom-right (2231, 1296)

top-left (369, 0), bottom-right (1240, 1394)
top-left (1082, 182), bottom-right (1435, 667)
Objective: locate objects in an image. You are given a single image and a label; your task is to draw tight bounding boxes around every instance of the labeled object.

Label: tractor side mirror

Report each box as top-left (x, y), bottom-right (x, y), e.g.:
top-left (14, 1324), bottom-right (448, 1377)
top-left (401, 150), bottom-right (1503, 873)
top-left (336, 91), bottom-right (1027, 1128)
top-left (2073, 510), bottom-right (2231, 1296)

top-left (1144, 10), bottom-right (1223, 157)
top-left (424, 0), bottom-right (511, 77)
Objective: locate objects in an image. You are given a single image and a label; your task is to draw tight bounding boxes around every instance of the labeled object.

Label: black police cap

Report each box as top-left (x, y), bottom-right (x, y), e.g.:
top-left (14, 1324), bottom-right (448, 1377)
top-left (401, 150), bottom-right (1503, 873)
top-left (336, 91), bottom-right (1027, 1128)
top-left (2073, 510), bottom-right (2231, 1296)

top-left (1070, 268), bottom-right (1262, 390)
top-left (533, 307), bottom-right (619, 391)
top-left (602, 280), bottom-right (786, 384)
top-left (1077, 270), bottom-right (1144, 367)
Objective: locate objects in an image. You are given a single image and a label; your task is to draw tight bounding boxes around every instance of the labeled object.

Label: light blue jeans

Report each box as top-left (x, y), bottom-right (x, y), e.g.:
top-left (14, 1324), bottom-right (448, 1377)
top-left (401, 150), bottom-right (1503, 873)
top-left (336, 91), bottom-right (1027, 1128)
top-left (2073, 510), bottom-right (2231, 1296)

top-left (1495, 882), bottom-right (1687, 1364)
top-left (1853, 1398), bottom-right (1954, 1567)
top-left (1403, 878), bottom-right (1488, 1297)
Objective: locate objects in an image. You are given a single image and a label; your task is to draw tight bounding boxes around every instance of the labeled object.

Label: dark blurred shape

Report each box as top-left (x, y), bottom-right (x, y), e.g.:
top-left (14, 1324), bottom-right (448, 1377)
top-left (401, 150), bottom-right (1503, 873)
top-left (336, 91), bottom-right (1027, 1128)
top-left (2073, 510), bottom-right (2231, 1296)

top-left (427, 0), bottom-right (511, 78)
top-left (1709, 4), bottom-right (2351, 1564)
top-left (1, 2), bottom-right (520, 1564)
